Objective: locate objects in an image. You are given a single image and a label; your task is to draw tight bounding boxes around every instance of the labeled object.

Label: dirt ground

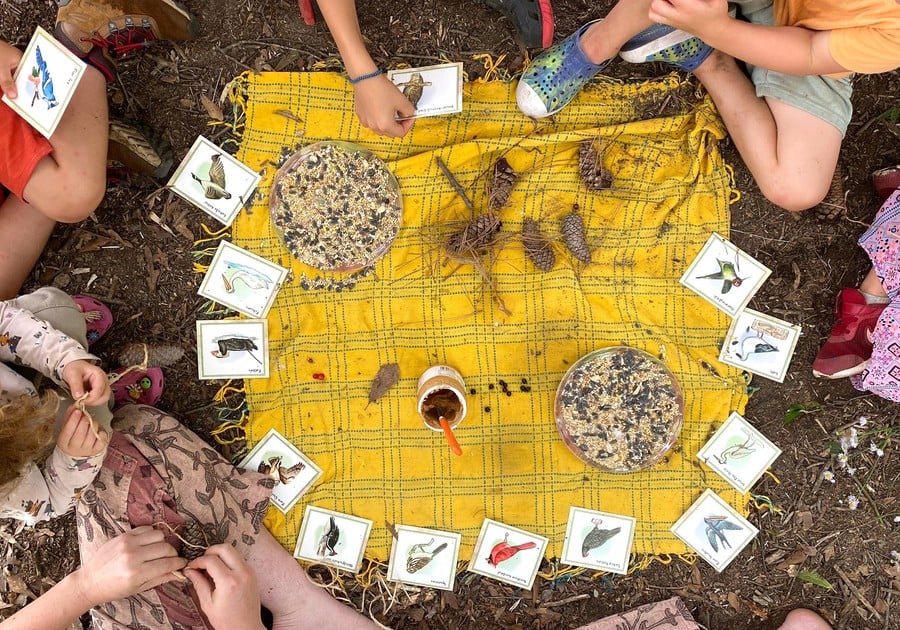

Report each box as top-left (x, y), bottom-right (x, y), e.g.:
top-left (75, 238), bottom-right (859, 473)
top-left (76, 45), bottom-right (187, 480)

top-left (1, 1), bottom-right (899, 628)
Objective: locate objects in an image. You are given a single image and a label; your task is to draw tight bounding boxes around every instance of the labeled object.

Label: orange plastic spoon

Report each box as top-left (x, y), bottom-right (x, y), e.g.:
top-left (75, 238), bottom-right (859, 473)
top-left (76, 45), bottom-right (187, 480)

top-left (439, 416), bottom-right (463, 456)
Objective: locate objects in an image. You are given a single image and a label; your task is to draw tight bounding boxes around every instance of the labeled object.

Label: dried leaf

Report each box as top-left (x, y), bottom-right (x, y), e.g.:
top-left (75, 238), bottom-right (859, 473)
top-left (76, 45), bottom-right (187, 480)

top-left (385, 520), bottom-right (399, 540)
top-left (199, 93), bottom-right (223, 121)
top-left (727, 592), bottom-right (742, 613)
top-left (367, 363), bottom-right (400, 407)
top-left (798, 570), bottom-right (834, 590)
top-left (274, 108), bottom-right (303, 123)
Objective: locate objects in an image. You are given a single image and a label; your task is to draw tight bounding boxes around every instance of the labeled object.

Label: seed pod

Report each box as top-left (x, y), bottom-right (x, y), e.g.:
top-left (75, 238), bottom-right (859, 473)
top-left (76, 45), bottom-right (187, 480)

top-left (446, 213), bottom-right (502, 255)
top-left (561, 207), bottom-right (591, 263)
top-left (181, 520), bottom-right (209, 561)
top-left (522, 217), bottom-right (555, 272)
top-left (488, 157), bottom-right (517, 210)
top-left (117, 342), bottom-right (185, 368)
top-left (579, 141), bottom-right (613, 191)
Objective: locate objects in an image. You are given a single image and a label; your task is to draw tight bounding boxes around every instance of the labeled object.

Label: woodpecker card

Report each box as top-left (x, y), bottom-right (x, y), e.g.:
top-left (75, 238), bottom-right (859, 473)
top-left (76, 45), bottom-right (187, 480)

top-left (238, 428), bottom-right (322, 513)
top-left (387, 63), bottom-right (463, 119)
top-left (195, 319), bottom-right (269, 380)
top-left (387, 525), bottom-right (462, 591)
top-left (293, 506), bottom-right (373, 573)
top-left (468, 519), bottom-right (547, 589)
top-left (198, 240), bottom-right (288, 318)
top-left (560, 507), bottom-right (636, 574)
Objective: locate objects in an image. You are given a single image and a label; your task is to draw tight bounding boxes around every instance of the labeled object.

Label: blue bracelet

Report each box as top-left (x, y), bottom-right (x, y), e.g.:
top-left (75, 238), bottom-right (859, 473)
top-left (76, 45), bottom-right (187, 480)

top-left (348, 68), bottom-right (383, 84)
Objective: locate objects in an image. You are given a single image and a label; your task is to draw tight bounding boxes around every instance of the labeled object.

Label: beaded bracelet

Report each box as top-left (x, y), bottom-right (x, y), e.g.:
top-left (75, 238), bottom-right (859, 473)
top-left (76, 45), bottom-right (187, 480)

top-left (348, 68), bottom-right (384, 84)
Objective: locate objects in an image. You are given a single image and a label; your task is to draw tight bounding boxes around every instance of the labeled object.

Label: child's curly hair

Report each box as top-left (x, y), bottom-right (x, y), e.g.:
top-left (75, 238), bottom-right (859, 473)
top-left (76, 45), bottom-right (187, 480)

top-left (0, 391), bottom-right (60, 490)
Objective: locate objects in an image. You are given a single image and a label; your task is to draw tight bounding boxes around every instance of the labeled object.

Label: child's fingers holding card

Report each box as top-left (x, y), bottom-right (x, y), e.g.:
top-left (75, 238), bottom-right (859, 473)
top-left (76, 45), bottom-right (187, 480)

top-left (0, 40), bottom-right (22, 98)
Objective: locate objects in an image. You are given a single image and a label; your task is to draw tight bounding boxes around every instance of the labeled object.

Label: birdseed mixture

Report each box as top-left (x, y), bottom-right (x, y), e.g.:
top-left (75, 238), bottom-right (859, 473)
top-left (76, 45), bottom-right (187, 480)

top-left (555, 347), bottom-right (683, 472)
top-left (269, 142), bottom-right (402, 272)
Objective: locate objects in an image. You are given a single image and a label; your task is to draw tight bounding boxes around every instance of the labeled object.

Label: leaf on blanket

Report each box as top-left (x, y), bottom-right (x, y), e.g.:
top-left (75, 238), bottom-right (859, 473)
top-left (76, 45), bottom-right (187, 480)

top-left (367, 363), bottom-right (400, 407)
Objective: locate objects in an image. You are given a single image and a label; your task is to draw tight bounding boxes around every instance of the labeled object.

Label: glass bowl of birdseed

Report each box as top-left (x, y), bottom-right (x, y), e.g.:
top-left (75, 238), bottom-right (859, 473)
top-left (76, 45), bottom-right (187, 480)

top-left (268, 141), bottom-right (402, 272)
top-left (554, 346), bottom-right (684, 473)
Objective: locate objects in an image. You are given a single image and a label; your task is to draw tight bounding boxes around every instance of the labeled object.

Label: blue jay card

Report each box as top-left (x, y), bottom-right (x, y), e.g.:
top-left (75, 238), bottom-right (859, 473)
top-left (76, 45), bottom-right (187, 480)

top-left (670, 489), bottom-right (758, 572)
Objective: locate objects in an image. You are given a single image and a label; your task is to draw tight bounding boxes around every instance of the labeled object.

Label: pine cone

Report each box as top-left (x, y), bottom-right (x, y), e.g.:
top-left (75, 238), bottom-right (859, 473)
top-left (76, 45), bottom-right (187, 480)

top-left (180, 520), bottom-right (208, 561)
top-left (488, 158), bottom-right (517, 210)
top-left (814, 166), bottom-right (847, 221)
top-left (117, 342), bottom-right (185, 368)
top-left (561, 209), bottom-right (591, 263)
top-left (522, 218), bottom-right (555, 272)
top-left (579, 141), bottom-right (613, 191)
top-left (446, 213), bottom-right (502, 255)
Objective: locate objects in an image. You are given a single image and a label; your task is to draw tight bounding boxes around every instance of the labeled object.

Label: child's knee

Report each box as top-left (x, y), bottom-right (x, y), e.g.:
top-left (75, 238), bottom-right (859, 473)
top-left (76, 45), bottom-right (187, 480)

top-left (760, 180), bottom-right (829, 213)
top-left (50, 177), bottom-right (105, 223)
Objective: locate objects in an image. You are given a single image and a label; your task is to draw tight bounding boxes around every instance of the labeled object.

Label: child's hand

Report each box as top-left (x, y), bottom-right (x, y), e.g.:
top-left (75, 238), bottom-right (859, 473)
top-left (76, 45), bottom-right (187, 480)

top-left (184, 545), bottom-right (265, 630)
top-left (353, 75), bottom-right (415, 138)
top-left (0, 40), bottom-right (21, 99)
top-left (62, 359), bottom-right (111, 406)
top-left (648, 0), bottom-right (731, 39)
top-left (57, 406), bottom-right (108, 457)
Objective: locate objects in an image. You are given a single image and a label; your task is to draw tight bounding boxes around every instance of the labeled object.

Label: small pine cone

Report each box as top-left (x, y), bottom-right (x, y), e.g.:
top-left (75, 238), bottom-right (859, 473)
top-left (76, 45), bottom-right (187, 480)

top-left (488, 158), bottom-right (517, 210)
top-left (446, 213), bottom-right (502, 255)
top-left (522, 218), bottom-right (555, 272)
top-left (579, 141), bottom-right (613, 191)
top-left (180, 520), bottom-right (208, 561)
top-left (561, 209), bottom-right (591, 263)
top-left (117, 342), bottom-right (185, 368)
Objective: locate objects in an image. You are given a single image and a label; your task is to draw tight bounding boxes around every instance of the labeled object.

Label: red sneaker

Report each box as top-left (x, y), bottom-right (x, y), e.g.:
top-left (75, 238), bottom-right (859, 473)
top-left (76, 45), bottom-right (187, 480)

top-left (812, 288), bottom-right (886, 379)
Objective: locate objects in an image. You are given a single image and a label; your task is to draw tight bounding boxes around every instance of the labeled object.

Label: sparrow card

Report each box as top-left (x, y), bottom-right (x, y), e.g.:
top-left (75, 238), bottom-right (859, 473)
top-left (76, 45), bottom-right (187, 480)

top-left (680, 233), bottom-right (771, 317)
top-left (387, 525), bottom-right (462, 591)
top-left (468, 519), bottom-right (548, 589)
top-left (1, 27), bottom-right (86, 139)
top-left (238, 428), bottom-right (322, 513)
top-left (560, 507), bottom-right (636, 574)
top-left (168, 135), bottom-right (261, 226)
top-left (293, 506), bottom-right (373, 573)
top-left (198, 241), bottom-right (288, 318)
top-left (670, 488), bottom-right (758, 572)
top-left (719, 309), bottom-right (801, 383)
top-left (196, 319), bottom-right (269, 380)
top-left (387, 63), bottom-right (463, 119)
top-left (697, 412), bottom-right (782, 494)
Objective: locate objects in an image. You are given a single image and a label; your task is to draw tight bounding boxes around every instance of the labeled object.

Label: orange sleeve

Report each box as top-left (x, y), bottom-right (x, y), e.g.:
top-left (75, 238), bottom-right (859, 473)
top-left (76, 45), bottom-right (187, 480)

top-left (829, 27), bottom-right (900, 74)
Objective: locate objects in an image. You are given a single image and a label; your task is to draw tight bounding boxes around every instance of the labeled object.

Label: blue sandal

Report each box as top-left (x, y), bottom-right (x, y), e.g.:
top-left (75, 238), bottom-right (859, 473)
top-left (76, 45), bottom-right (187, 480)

top-left (619, 24), bottom-right (713, 72)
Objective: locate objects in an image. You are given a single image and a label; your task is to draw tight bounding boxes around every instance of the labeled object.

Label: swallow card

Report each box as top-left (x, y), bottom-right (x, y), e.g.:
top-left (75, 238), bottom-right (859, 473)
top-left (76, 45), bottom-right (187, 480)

top-left (387, 525), bottom-right (462, 591)
top-left (468, 519), bottom-right (548, 589)
top-left (238, 428), bottom-right (322, 513)
top-left (719, 309), bottom-right (801, 383)
top-left (387, 63), bottom-right (463, 119)
top-left (560, 507), bottom-right (636, 574)
top-left (697, 412), bottom-right (782, 494)
top-left (2, 27), bottom-right (86, 139)
top-left (293, 506), bottom-right (373, 573)
top-left (198, 241), bottom-right (288, 318)
top-left (670, 489), bottom-right (758, 572)
top-left (680, 233), bottom-right (771, 318)
top-left (168, 136), bottom-right (261, 226)
top-left (196, 319), bottom-right (269, 380)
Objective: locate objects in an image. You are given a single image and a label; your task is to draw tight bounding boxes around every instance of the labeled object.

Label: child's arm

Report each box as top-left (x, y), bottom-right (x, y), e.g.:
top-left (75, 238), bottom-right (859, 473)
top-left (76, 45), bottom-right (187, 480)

top-left (0, 40), bottom-right (21, 98)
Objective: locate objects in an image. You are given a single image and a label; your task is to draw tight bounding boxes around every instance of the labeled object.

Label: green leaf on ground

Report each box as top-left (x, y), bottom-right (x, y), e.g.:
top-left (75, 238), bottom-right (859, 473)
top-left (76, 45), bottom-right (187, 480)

top-left (797, 571), bottom-right (833, 590)
top-left (784, 401), bottom-right (824, 425)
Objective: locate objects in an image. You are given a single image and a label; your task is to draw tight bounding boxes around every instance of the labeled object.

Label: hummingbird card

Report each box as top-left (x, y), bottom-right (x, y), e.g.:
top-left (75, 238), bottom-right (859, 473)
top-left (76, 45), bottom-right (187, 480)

top-left (1, 27), bottom-right (86, 139)
top-left (195, 319), bottom-right (269, 380)
top-left (238, 428), bottom-right (322, 513)
top-left (697, 412), bottom-right (782, 495)
top-left (719, 309), bottom-right (801, 383)
top-left (198, 241), bottom-right (288, 318)
top-left (468, 519), bottom-right (548, 589)
top-left (680, 233), bottom-right (771, 317)
top-left (387, 525), bottom-right (462, 591)
top-left (670, 488), bottom-right (758, 572)
top-left (168, 135), bottom-right (261, 226)
top-left (293, 506), bottom-right (373, 573)
top-left (560, 507), bottom-right (636, 574)
top-left (387, 63), bottom-right (463, 119)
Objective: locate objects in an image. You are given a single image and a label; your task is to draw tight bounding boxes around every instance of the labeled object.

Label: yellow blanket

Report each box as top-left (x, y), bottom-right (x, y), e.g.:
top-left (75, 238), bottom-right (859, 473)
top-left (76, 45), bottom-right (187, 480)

top-left (230, 70), bottom-right (749, 560)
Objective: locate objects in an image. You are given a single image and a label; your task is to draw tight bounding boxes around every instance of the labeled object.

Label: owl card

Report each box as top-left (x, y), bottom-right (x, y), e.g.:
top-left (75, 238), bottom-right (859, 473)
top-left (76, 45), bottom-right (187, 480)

top-left (719, 309), bottom-right (801, 383)
top-left (238, 428), bottom-right (322, 513)
top-left (168, 135), bottom-right (261, 226)
top-left (293, 506), bottom-right (373, 573)
top-left (196, 319), bottom-right (269, 380)
top-left (680, 233), bottom-right (771, 317)
top-left (1, 27), bottom-right (86, 138)
top-left (468, 519), bottom-right (547, 589)
top-left (670, 489), bottom-right (758, 572)
top-left (387, 63), bottom-right (463, 119)
top-left (560, 507), bottom-right (636, 574)
top-left (198, 241), bottom-right (288, 318)
top-left (697, 412), bottom-right (782, 494)
top-left (387, 525), bottom-right (462, 591)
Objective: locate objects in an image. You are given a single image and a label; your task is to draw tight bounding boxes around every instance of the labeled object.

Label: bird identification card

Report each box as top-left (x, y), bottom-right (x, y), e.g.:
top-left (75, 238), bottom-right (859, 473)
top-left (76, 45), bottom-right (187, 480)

top-left (719, 308), bottom-right (801, 383)
top-left (468, 519), bottom-right (548, 589)
top-left (167, 135), bottom-right (261, 226)
top-left (387, 63), bottom-right (463, 119)
top-left (198, 241), bottom-right (288, 318)
top-left (560, 507), bottom-right (636, 574)
top-left (293, 506), bottom-right (373, 573)
top-left (387, 524), bottom-right (462, 591)
top-left (697, 412), bottom-right (782, 494)
top-left (195, 319), bottom-right (269, 380)
top-left (670, 488), bottom-right (758, 572)
top-left (1, 27), bottom-right (86, 139)
top-left (238, 428), bottom-right (322, 513)
top-left (680, 232), bottom-right (771, 317)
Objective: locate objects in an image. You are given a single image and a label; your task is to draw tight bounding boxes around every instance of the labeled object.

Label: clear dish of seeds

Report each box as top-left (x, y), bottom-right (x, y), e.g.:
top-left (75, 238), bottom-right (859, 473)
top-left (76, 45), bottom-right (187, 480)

top-left (554, 347), bottom-right (684, 473)
top-left (268, 141), bottom-right (402, 272)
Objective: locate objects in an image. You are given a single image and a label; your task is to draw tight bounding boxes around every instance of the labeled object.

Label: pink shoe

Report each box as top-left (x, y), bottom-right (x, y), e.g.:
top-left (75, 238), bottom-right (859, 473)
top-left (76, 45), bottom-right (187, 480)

top-left (71, 295), bottom-right (113, 347)
top-left (111, 367), bottom-right (164, 406)
top-left (812, 288), bottom-right (886, 379)
top-left (872, 165), bottom-right (900, 201)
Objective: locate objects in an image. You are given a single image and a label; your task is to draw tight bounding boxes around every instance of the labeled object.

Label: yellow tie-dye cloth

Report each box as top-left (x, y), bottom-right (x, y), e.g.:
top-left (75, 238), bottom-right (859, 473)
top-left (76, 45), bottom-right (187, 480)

top-left (230, 70), bottom-right (749, 560)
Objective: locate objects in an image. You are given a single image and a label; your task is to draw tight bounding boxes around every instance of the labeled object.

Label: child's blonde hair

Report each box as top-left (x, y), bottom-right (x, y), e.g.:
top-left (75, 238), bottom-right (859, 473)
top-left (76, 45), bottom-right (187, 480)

top-left (0, 391), bottom-right (60, 489)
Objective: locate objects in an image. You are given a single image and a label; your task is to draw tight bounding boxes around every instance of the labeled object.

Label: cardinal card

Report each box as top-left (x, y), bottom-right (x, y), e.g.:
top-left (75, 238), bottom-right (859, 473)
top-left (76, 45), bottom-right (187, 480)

top-left (238, 428), bottom-right (322, 513)
top-left (719, 309), bottom-right (801, 383)
top-left (196, 319), bottom-right (269, 380)
top-left (467, 519), bottom-right (548, 589)
top-left (387, 525), bottom-right (462, 591)
top-left (386, 63), bottom-right (463, 119)
top-left (670, 489), bottom-right (758, 572)
top-left (1, 27), bottom-right (86, 138)
top-left (680, 233), bottom-right (771, 318)
top-left (167, 135), bottom-right (261, 226)
top-left (560, 507), bottom-right (636, 574)
top-left (198, 241), bottom-right (288, 318)
top-left (293, 506), bottom-right (373, 573)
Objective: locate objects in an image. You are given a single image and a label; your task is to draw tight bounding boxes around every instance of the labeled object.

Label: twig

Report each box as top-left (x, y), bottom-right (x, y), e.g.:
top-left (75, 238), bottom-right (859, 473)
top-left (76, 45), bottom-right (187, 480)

top-left (834, 565), bottom-right (883, 622)
top-left (542, 593), bottom-right (590, 608)
top-left (435, 156), bottom-right (473, 210)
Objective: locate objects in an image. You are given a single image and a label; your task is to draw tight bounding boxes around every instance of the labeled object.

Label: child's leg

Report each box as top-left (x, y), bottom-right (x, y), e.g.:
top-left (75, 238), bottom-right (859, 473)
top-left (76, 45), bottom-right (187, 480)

top-left (0, 197), bottom-right (56, 299)
top-left (578, 0), bottom-right (655, 64)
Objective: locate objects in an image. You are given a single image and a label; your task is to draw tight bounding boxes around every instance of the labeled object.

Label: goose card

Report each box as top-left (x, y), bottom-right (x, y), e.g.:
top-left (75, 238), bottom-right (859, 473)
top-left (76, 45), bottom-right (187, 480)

top-left (1, 27), bottom-right (86, 139)
top-left (719, 309), bottom-right (801, 383)
top-left (468, 519), bottom-right (547, 589)
top-left (387, 525), bottom-right (462, 591)
top-left (387, 63), bottom-right (463, 119)
top-left (697, 412), bottom-right (782, 494)
top-left (168, 135), bottom-right (261, 226)
top-left (238, 428), bottom-right (322, 513)
top-left (293, 506), bottom-right (373, 573)
top-left (560, 507), bottom-right (636, 574)
top-left (196, 319), bottom-right (269, 380)
top-left (198, 241), bottom-right (288, 318)
top-left (680, 233), bottom-right (771, 317)
top-left (670, 489), bottom-right (758, 572)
